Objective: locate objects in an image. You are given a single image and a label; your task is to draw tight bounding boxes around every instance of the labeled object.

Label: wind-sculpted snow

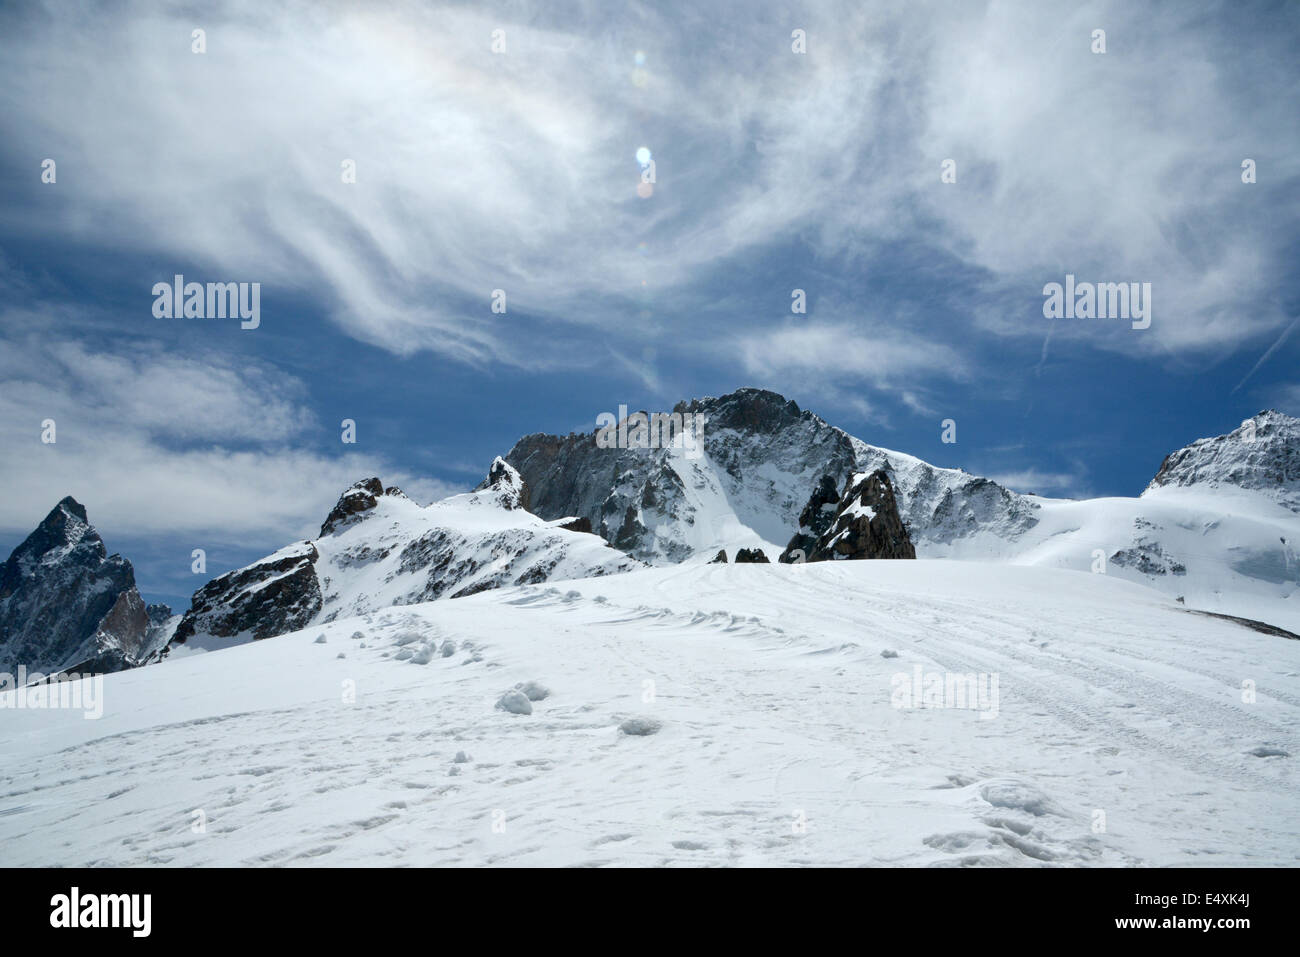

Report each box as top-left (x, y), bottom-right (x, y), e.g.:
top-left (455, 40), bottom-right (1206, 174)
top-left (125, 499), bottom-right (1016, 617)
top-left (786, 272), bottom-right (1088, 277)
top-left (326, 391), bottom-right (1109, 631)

top-left (2, 562), bottom-right (1296, 866)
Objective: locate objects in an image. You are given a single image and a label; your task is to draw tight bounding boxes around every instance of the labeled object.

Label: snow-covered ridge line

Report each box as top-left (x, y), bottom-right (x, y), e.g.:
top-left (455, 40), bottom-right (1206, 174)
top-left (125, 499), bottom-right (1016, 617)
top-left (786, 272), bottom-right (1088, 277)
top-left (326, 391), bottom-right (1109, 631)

top-left (500, 390), bottom-right (1298, 629)
top-left (160, 460), bottom-right (642, 658)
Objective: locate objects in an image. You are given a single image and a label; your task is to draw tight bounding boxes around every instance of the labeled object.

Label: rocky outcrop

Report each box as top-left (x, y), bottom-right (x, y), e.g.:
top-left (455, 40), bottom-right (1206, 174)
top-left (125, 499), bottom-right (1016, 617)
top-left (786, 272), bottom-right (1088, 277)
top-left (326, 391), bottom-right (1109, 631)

top-left (791, 470), bottom-right (916, 561)
top-left (170, 542), bottom-right (323, 646)
top-left (320, 478), bottom-right (385, 536)
top-left (734, 548), bottom-right (771, 563)
top-left (165, 460), bottom-right (639, 652)
top-left (1111, 543), bottom-right (1187, 577)
top-left (779, 474), bottom-right (841, 563)
top-left (0, 497), bottom-right (160, 674)
top-left (709, 549), bottom-right (728, 564)
top-left (1146, 410), bottom-right (1300, 511)
top-left (473, 456), bottom-right (530, 511)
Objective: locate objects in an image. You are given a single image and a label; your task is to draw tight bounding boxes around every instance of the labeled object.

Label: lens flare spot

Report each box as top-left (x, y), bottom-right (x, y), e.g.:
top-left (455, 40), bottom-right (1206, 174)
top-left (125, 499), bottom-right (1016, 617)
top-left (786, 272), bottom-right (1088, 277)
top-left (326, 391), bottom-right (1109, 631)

top-left (636, 181), bottom-right (653, 198)
top-left (635, 147), bottom-right (651, 166)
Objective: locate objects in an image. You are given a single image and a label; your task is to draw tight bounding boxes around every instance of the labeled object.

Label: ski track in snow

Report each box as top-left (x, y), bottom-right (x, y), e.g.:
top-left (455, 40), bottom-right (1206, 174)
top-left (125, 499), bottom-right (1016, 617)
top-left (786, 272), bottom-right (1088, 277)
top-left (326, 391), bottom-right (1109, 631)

top-left (0, 562), bottom-right (1296, 867)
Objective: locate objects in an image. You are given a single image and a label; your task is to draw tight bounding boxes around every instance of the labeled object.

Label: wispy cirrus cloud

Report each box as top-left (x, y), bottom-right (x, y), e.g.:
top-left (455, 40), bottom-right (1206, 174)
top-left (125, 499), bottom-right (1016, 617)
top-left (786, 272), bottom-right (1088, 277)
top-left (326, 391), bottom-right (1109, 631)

top-left (2, 0), bottom-right (1293, 385)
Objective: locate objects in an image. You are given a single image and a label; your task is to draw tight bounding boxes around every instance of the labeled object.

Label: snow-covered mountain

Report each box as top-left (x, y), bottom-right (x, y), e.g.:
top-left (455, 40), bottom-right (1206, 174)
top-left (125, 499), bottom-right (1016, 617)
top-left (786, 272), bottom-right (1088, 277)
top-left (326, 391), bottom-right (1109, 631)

top-left (4, 560), bottom-right (1296, 866)
top-left (979, 411), bottom-right (1300, 631)
top-left (505, 388), bottom-right (1038, 564)
top-left (1147, 409), bottom-right (1300, 510)
top-left (164, 459), bottom-right (640, 656)
top-left (0, 497), bottom-right (172, 676)
top-left (2, 398), bottom-right (1297, 868)
top-left (8, 394), bottom-right (1297, 668)
top-left (505, 391), bottom-right (1300, 631)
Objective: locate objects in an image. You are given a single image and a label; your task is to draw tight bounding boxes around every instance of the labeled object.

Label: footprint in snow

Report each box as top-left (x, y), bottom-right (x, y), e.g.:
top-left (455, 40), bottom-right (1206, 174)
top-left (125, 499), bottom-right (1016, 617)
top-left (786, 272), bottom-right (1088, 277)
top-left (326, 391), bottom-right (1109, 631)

top-left (619, 716), bottom-right (662, 736)
top-left (1248, 745), bottom-right (1289, 758)
top-left (515, 680), bottom-right (550, 701)
top-left (496, 690), bottom-right (532, 715)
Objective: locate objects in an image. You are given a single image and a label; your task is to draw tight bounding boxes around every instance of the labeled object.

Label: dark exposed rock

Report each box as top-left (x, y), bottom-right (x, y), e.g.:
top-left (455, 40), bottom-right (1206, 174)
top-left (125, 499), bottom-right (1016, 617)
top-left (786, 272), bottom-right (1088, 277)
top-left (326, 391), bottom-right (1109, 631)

top-left (95, 587), bottom-right (150, 652)
top-left (474, 457), bottom-right (530, 511)
top-left (1111, 543), bottom-right (1187, 577)
top-left (779, 474), bottom-right (840, 563)
top-left (556, 516), bottom-right (592, 534)
top-left (734, 547), bottom-right (770, 563)
top-left (320, 478), bottom-right (385, 536)
top-left (146, 602), bottom-right (173, 626)
top-left (709, 549), bottom-right (728, 564)
top-left (1183, 608), bottom-right (1300, 641)
top-left (171, 543), bottom-right (322, 644)
top-left (0, 496), bottom-right (156, 674)
top-left (794, 470), bottom-right (916, 561)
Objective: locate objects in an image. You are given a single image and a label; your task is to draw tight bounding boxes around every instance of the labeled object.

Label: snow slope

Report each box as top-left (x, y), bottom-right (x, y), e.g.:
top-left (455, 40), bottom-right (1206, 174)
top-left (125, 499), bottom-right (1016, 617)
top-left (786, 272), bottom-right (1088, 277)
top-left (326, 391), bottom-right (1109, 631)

top-left (921, 487), bottom-right (1300, 633)
top-left (2, 561), bottom-right (1295, 866)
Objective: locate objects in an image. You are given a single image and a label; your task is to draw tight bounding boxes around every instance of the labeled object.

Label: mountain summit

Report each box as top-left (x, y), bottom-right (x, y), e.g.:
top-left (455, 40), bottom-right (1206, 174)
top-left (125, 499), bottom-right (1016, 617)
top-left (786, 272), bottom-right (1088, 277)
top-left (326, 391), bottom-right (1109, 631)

top-left (0, 497), bottom-right (168, 675)
top-left (1145, 410), bottom-right (1300, 511)
top-left (504, 387), bottom-right (1038, 564)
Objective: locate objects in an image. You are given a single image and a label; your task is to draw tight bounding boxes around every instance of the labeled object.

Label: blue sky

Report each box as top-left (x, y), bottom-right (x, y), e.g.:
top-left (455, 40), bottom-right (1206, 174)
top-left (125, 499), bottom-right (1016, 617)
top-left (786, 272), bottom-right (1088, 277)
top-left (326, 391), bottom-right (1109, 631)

top-left (2, 0), bottom-right (1298, 609)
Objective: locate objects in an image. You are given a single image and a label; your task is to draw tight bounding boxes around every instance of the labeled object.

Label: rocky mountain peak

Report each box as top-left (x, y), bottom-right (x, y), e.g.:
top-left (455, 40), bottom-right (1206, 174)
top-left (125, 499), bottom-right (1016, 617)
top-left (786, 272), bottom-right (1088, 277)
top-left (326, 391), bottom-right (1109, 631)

top-left (0, 497), bottom-right (162, 674)
top-left (1145, 409), bottom-right (1300, 510)
top-left (502, 386), bottom-right (1035, 563)
top-left (475, 456), bottom-right (530, 511)
top-left (320, 477), bottom-right (387, 536)
top-left (6, 496), bottom-right (100, 574)
top-left (53, 495), bottom-right (89, 524)
top-left (673, 388), bottom-right (805, 435)
top-left (783, 470), bottom-right (916, 561)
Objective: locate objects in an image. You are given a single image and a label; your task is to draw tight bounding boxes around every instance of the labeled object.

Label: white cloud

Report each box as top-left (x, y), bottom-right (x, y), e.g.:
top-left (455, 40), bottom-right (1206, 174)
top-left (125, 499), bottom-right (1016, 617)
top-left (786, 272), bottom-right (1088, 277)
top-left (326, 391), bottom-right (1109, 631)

top-left (915, 1), bottom-right (1299, 353)
top-left (0, 323), bottom-right (462, 543)
top-left (0, 0), bottom-right (1294, 389)
top-left (984, 468), bottom-right (1090, 499)
top-left (732, 322), bottom-right (970, 384)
